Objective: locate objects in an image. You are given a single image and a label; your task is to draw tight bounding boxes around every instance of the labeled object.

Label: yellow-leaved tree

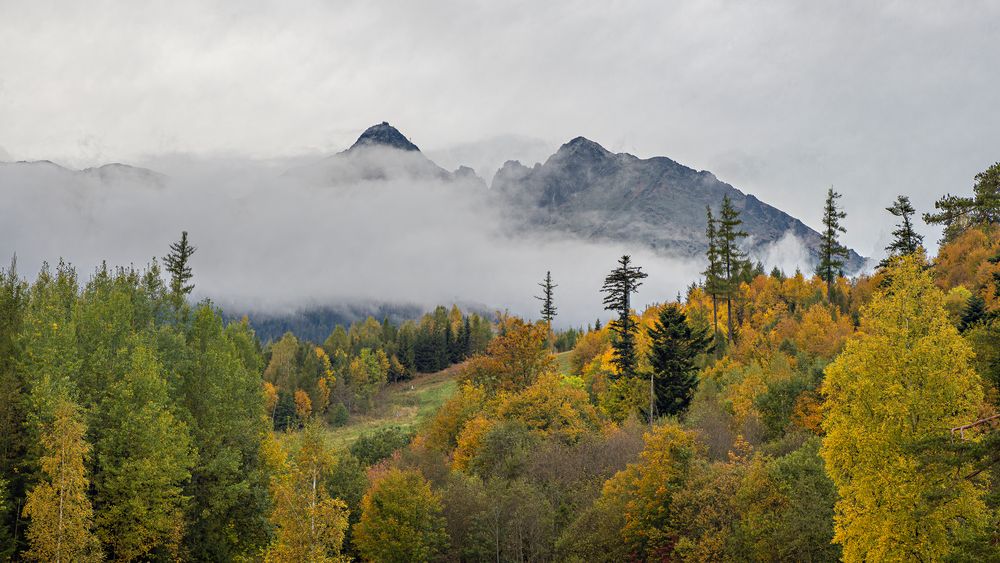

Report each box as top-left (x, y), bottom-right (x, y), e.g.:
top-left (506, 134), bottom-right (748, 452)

top-left (22, 397), bottom-right (102, 562)
top-left (820, 254), bottom-right (987, 561)
top-left (264, 421), bottom-right (349, 562)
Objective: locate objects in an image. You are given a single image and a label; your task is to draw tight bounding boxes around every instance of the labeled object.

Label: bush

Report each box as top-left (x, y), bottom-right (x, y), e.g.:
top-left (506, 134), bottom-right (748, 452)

top-left (349, 426), bottom-right (414, 466)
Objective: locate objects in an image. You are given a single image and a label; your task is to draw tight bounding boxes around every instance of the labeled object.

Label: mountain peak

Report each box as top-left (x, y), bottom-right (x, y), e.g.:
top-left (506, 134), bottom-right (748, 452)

top-left (348, 122), bottom-right (420, 152)
top-left (554, 136), bottom-right (610, 160)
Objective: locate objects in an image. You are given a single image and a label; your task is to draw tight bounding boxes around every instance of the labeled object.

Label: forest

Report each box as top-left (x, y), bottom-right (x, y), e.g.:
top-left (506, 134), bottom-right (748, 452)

top-left (1, 162), bottom-right (999, 562)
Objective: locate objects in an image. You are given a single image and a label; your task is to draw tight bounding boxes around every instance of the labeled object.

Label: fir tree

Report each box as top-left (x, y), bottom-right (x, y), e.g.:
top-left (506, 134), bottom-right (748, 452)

top-left (164, 231), bottom-right (196, 298)
top-left (717, 196), bottom-right (749, 343)
top-left (535, 271), bottom-right (557, 327)
top-left (702, 206), bottom-right (724, 345)
top-left (959, 295), bottom-right (987, 332)
top-left (815, 188), bottom-right (849, 298)
top-left (881, 195), bottom-right (923, 268)
top-left (601, 255), bottom-right (648, 379)
top-left (646, 304), bottom-right (712, 421)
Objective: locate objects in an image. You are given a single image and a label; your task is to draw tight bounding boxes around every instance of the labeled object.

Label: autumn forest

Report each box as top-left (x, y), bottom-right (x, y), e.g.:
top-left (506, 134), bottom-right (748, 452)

top-left (1, 163), bottom-right (1000, 563)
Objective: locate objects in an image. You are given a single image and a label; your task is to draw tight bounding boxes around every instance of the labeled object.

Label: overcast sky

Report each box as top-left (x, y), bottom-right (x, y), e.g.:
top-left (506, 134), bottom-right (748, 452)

top-left (2, 0), bottom-right (998, 256)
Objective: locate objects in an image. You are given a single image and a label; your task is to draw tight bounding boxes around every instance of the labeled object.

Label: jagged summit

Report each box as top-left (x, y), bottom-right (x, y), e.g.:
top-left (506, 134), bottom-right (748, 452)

top-left (555, 136), bottom-right (610, 158)
top-left (348, 122), bottom-right (420, 152)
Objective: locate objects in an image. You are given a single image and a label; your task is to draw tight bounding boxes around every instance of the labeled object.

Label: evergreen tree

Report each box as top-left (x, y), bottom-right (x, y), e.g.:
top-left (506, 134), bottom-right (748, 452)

top-left (717, 196), bottom-right (749, 343)
top-left (164, 231), bottom-right (196, 298)
top-left (881, 195), bottom-right (923, 268)
top-left (0, 257), bottom-right (27, 553)
top-left (646, 304), bottom-right (713, 419)
top-left (601, 255), bottom-right (648, 379)
top-left (815, 188), bottom-right (849, 298)
top-left (923, 193), bottom-right (975, 244)
top-left (178, 306), bottom-right (271, 560)
top-left (22, 398), bottom-right (102, 562)
top-left (971, 162), bottom-right (1000, 224)
top-left (702, 206), bottom-right (724, 345)
top-left (535, 271), bottom-right (558, 327)
top-left (959, 294), bottom-right (987, 332)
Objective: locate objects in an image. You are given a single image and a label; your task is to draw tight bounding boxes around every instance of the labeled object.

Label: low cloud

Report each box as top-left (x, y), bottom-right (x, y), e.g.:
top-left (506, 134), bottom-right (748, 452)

top-left (1, 154), bottom-right (709, 328)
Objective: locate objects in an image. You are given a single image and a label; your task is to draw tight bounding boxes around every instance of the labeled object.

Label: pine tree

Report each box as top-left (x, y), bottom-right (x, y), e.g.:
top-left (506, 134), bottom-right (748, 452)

top-left (972, 162), bottom-right (1000, 225)
top-left (815, 188), bottom-right (849, 298)
top-left (702, 206), bottom-right (724, 345)
top-left (601, 255), bottom-right (648, 379)
top-left (164, 231), bottom-right (196, 298)
top-left (717, 196), bottom-right (749, 343)
top-left (22, 398), bottom-right (101, 563)
top-left (646, 304), bottom-right (713, 419)
top-left (881, 195), bottom-right (923, 268)
top-left (535, 271), bottom-right (558, 327)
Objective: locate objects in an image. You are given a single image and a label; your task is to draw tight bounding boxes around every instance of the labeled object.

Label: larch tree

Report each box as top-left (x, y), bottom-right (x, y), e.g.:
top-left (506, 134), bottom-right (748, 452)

top-left (881, 195), bottom-right (923, 268)
top-left (702, 206), bottom-right (724, 346)
top-left (535, 271), bottom-right (558, 328)
top-left (164, 231), bottom-right (196, 299)
top-left (717, 196), bottom-right (749, 343)
top-left (601, 255), bottom-right (648, 379)
top-left (815, 188), bottom-right (849, 298)
top-left (646, 304), bottom-right (712, 419)
top-left (820, 255), bottom-right (987, 561)
top-left (22, 398), bottom-right (102, 563)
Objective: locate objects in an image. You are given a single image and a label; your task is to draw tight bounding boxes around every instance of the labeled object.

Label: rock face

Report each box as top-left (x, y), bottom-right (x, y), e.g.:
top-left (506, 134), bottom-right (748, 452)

top-left (491, 136), bottom-right (865, 270)
top-left (287, 122), bottom-right (482, 186)
top-left (347, 122), bottom-right (421, 152)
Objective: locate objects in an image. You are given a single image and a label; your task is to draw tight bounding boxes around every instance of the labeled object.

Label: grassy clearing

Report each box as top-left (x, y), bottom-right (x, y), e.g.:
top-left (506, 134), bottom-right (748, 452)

top-left (320, 364), bottom-right (461, 451)
top-left (554, 350), bottom-right (573, 375)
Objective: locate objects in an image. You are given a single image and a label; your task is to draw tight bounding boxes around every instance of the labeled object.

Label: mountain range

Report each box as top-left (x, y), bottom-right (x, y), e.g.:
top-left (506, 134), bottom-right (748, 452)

top-left (2, 122), bottom-right (865, 274)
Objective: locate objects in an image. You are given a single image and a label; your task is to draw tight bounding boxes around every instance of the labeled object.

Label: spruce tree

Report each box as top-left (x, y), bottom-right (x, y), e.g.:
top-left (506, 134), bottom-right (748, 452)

top-left (601, 255), bottom-right (648, 379)
top-left (881, 195), bottom-right (923, 268)
top-left (646, 304), bottom-right (712, 418)
top-left (164, 231), bottom-right (196, 298)
top-left (702, 206), bottom-right (724, 345)
top-left (535, 271), bottom-right (557, 327)
top-left (815, 188), bottom-right (849, 298)
top-left (717, 196), bottom-right (749, 343)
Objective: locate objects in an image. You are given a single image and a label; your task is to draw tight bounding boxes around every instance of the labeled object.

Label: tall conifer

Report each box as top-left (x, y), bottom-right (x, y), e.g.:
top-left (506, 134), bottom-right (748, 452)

top-left (816, 188), bottom-right (849, 298)
top-left (601, 255), bottom-right (648, 379)
top-left (717, 196), bottom-right (749, 343)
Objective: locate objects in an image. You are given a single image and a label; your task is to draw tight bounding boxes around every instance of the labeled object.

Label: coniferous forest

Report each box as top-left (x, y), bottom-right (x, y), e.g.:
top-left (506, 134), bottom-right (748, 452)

top-left (1, 162), bottom-right (999, 561)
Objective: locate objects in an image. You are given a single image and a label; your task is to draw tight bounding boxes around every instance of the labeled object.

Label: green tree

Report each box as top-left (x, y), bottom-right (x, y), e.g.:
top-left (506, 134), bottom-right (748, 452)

top-left (815, 187), bottom-right (849, 298)
top-left (820, 255), bottom-right (987, 561)
top-left (355, 468), bottom-right (449, 563)
top-left (93, 343), bottom-right (194, 561)
top-left (717, 196), bottom-right (749, 343)
top-left (22, 398), bottom-right (101, 562)
top-left (601, 255), bottom-right (648, 379)
top-left (646, 304), bottom-right (712, 419)
top-left (535, 270), bottom-right (557, 327)
top-left (0, 257), bottom-right (27, 554)
top-left (703, 206), bottom-right (724, 346)
top-left (881, 195), bottom-right (923, 268)
top-left (164, 230), bottom-right (196, 298)
top-left (178, 306), bottom-right (271, 560)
